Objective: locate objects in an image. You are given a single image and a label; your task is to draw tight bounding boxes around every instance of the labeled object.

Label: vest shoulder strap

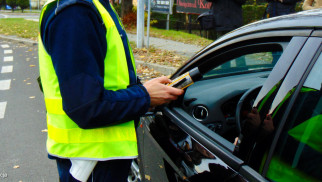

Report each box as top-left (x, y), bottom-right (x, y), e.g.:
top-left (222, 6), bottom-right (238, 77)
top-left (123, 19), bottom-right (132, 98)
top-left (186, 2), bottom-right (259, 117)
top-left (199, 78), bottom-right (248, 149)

top-left (41, 0), bottom-right (103, 49)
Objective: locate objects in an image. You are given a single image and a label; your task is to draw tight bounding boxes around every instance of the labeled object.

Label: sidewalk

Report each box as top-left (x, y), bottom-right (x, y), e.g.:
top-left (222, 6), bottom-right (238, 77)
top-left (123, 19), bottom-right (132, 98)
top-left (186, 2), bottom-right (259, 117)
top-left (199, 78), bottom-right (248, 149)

top-left (127, 33), bottom-right (203, 58)
top-left (127, 33), bottom-right (203, 75)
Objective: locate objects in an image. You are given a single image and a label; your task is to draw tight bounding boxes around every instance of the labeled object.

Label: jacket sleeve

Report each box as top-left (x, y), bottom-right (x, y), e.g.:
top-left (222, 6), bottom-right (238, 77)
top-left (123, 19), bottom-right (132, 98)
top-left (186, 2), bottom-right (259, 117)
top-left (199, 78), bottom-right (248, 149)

top-left (44, 4), bottom-right (150, 129)
top-left (282, 0), bottom-right (302, 4)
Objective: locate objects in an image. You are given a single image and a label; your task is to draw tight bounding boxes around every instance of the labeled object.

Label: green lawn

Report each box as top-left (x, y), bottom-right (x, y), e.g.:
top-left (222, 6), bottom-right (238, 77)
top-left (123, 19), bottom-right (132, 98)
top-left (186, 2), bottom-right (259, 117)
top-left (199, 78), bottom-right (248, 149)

top-left (0, 18), bottom-right (38, 41)
top-left (0, 18), bottom-right (213, 47)
top-left (127, 26), bottom-right (213, 47)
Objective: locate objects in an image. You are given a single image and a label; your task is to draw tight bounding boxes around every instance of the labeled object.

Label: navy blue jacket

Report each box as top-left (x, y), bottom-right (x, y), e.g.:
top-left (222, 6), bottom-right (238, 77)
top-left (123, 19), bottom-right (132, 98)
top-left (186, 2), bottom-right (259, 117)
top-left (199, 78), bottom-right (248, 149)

top-left (40, 0), bottom-right (150, 129)
top-left (210, 0), bottom-right (246, 32)
top-left (266, 0), bottom-right (301, 17)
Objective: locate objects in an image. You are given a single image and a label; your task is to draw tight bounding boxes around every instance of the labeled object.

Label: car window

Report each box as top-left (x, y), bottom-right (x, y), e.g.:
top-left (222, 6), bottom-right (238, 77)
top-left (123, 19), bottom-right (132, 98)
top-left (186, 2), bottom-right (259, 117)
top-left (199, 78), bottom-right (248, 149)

top-left (203, 51), bottom-right (282, 78)
top-left (182, 42), bottom-right (290, 146)
top-left (233, 39), bottom-right (321, 176)
top-left (265, 52), bottom-right (322, 182)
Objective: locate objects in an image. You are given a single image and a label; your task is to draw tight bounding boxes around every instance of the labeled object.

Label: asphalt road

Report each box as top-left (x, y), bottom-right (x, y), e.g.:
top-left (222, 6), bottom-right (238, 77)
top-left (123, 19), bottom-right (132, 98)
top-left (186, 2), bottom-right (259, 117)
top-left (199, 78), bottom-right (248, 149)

top-left (0, 11), bottom-right (40, 21)
top-left (0, 38), bottom-right (158, 182)
top-left (0, 39), bottom-right (58, 181)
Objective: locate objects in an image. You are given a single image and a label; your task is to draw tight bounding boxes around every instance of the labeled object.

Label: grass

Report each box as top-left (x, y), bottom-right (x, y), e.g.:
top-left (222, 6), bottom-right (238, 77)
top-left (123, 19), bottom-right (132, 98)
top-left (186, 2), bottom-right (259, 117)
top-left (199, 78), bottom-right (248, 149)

top-left (0, 18), bottom-right (212, 47)
top-left (127, 26), bottom-right (213, 47)
top-left (0, 17), bottom-right (207, 68)
top-left (0, 18), bottom-right (38, 41)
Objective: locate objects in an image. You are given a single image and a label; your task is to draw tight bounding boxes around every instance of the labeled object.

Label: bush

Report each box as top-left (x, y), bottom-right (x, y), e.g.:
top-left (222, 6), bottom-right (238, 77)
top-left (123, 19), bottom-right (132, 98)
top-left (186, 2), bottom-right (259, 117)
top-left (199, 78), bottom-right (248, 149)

top-left (128, 1), bottom-right (304, 37)
top-left (122, 11), bottom-right (137, 28)
top-left (0, 0), bottom-right (6, 8)
top-left (242, 4), bottom-right (267, 25)
top-left (17, 0), bottom-right (28, 12)
top-left (6, 0), bottom-right (16, 11)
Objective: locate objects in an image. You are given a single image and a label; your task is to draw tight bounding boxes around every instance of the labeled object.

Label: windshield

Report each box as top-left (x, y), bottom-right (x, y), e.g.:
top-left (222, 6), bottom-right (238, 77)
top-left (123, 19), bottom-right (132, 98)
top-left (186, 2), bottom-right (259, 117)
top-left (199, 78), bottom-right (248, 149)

top-left (204, 51), bottom-right (282, 78)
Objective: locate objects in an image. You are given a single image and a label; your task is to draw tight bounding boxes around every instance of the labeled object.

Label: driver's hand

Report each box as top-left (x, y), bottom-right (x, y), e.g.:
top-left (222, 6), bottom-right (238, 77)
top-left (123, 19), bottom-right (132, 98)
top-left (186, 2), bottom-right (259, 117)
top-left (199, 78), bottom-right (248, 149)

top-left (143, 76), bottom-right (184, 107)
top-left (262, 114), bottom-right (274, 133)
top-left (246, 108), bottom-right (261, 128)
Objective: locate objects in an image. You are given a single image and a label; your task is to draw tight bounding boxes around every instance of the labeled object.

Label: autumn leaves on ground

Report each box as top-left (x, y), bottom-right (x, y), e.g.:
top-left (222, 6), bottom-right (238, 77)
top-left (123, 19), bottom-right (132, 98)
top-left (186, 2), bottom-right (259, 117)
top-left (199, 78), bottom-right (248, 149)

top-left (132, 43), bottom-right (189, 82)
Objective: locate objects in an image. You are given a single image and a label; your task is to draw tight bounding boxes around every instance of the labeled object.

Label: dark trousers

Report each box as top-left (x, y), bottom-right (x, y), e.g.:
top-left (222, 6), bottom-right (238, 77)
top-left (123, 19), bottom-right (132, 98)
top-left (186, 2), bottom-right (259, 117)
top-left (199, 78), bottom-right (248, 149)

top-left (56, 158), bottom-right (132, 182)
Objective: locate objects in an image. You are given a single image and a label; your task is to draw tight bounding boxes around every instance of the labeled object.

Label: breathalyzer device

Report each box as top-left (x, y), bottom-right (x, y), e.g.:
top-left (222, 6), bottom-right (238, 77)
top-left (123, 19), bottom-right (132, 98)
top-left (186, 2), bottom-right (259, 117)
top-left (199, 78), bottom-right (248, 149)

top-left (168, 67), bottom-right (202, 89)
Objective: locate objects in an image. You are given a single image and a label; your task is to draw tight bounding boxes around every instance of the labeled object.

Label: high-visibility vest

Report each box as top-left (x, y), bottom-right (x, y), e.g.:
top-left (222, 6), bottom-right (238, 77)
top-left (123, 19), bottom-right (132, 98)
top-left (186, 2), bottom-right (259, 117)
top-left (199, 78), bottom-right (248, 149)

top-left (38, 0), bottom-right (138, 160)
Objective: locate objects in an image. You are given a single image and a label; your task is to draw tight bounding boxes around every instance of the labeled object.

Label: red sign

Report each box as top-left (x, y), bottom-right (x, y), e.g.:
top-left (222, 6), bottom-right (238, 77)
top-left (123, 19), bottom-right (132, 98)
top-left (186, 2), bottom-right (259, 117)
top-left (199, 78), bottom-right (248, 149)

top-left (176, 0), bottom-right (211, 14)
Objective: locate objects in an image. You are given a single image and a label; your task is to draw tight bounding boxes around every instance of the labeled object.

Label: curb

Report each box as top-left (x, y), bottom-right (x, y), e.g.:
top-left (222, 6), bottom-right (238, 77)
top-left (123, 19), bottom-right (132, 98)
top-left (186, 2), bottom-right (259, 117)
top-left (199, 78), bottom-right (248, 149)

top-left (135, 60), bottom-right (177, 76)
top-left (0, 35), bottom-right (38, 46)
top-left (0, 35), bottom-right (177, 75)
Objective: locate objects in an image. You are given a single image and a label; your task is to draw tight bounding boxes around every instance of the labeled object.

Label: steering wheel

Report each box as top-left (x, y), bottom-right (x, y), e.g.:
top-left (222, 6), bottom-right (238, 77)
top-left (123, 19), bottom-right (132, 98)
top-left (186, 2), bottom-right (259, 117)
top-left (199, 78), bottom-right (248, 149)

top-left (235, 85), bottom-right (262, 136)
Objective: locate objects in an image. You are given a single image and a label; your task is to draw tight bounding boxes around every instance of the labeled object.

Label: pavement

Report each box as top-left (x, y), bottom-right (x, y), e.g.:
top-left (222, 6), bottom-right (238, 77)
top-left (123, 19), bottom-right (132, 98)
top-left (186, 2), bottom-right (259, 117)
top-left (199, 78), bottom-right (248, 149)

top-left (127, 33), bottom-right (203, 75)
top-left (127, 33), bottom-right (203, 58)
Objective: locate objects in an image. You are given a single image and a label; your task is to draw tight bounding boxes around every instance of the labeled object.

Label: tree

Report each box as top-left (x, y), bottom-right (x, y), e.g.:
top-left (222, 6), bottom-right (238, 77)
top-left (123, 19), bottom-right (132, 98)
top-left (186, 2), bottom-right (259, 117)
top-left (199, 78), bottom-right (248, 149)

top-left (1, 0), bottom-right (6, 9)
top-left (121, 0), bottom-right (133, 18)
top-left (17, 0), bottom-right (28, 12)
top-left (6, 0), bottom-right (16, 11)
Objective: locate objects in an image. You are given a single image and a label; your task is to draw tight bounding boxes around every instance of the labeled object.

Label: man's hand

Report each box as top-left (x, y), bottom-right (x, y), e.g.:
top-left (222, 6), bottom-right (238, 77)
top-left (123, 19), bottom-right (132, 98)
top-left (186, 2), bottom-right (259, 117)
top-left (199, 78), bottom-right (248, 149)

top-left (143, 76), bottom-right (184, 107)
top-left (262, 114), bottom-right (274, 133)
top-left (246, 108), bottom-right (261, 128)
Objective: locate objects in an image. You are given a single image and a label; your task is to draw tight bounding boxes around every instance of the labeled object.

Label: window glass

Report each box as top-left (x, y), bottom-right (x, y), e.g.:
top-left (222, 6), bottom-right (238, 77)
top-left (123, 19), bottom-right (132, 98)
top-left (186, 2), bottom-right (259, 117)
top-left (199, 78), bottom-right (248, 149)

top-left (266, 52), bottom-right (322, 182)
top-left (203, 51), bottom-right (282, 78)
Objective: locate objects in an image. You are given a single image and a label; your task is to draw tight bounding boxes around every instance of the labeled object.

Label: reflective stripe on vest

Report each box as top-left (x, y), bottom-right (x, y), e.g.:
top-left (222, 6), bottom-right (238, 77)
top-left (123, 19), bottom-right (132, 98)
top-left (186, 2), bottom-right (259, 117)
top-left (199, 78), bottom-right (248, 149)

top-left (38, 0), bottom-right (138, 160)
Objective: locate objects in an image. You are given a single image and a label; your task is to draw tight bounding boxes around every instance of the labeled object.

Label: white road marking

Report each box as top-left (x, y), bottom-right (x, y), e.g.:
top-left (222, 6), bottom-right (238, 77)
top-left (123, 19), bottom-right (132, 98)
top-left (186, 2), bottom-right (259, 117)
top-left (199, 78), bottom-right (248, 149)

top-left (4, 56), bottom-right (13, 62)
top-left (0, 102), bottom-right (7, 119)
top-left (0, 14), bottom-right (8, 18)
top-left (1, 66), bottom-right (13, 73)
top-left (0, 45), bottom-right (12, 121)
top-left (1, 44), bottom-right (9, 48)
top-left (4, 50), bottom-right (12, 54)
top-left (0, 80), bottom-right (11, 90)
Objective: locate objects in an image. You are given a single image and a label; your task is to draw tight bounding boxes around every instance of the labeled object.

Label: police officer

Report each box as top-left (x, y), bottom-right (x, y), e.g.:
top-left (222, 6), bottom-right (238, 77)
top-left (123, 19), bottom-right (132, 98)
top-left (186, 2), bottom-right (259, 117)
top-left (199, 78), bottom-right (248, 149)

top-left (38, 0), bottom-right (184, 181)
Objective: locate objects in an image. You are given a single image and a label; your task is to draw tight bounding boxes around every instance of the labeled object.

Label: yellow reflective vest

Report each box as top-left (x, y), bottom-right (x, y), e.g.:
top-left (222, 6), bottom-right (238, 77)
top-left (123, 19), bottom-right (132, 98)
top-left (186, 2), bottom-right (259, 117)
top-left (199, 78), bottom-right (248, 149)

top-left (38, 0), bottom-right (138, 160)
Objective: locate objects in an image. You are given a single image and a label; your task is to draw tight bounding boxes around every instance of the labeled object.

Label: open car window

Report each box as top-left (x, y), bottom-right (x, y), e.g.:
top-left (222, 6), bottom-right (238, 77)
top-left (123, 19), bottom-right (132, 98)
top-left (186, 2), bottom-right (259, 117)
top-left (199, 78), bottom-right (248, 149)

top-left (182, 40), bottom-right (291, 144)
top-left (203, 51), bottom-right (282, 78)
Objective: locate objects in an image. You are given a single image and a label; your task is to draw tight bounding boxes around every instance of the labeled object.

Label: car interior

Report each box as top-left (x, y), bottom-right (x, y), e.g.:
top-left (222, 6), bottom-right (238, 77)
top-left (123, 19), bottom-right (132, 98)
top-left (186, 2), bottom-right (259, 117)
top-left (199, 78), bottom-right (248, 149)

top-left (179, 41), bottom-right (287, 144)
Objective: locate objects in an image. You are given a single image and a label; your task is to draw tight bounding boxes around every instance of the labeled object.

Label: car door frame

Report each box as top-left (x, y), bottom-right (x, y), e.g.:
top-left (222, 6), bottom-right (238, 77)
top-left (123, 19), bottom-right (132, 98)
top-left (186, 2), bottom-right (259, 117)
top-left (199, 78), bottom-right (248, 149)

top-left (159, 31), bottom-right (314, 181)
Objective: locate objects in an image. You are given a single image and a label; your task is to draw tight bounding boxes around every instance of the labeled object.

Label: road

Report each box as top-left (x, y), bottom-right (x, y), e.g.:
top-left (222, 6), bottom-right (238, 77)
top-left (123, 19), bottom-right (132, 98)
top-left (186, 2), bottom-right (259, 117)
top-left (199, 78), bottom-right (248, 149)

top-left (0, 38), bottom-right (157, 181)
top-left (0, 39), bottom-right (58, 181)
top-left (0, 11), bottom-right (39, 21)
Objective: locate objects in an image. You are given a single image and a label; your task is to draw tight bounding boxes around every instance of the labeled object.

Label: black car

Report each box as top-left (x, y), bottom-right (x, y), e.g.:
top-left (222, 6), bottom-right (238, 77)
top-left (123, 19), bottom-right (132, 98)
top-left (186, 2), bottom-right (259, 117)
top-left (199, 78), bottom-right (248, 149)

top-left (130, 9), bottom-right (322, 182)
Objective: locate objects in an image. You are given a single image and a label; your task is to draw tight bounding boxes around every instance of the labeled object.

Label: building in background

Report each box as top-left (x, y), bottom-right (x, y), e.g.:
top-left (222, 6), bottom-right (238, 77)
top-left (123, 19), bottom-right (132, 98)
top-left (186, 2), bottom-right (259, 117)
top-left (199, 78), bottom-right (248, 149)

top-left (29, 0), bottom-right (46, 9)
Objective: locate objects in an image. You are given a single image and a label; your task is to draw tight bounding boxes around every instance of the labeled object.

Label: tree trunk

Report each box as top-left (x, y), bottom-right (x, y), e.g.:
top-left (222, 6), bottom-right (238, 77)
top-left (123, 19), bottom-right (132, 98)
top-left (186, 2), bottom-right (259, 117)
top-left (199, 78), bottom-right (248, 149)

top-left (121, 0), bottom-right (133, 18)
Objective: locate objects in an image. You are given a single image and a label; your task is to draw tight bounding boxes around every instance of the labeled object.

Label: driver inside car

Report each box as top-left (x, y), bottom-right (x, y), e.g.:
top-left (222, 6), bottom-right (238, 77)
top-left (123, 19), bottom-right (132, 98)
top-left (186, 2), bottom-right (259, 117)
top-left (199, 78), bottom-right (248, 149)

top-left (234, 85), bottom-right (321, 181)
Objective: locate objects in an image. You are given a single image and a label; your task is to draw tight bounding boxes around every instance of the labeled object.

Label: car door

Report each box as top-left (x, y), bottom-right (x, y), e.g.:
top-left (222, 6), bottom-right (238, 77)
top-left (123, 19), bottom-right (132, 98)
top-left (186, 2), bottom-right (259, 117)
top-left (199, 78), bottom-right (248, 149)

top-left (137, 32), bottom-right (311, 182)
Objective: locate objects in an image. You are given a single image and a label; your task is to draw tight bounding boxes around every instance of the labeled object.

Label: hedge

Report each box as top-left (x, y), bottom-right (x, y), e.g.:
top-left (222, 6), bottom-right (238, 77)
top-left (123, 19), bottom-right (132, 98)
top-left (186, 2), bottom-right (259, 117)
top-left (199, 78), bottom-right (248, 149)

top-left (148, 3), bottom-right (303, 31)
